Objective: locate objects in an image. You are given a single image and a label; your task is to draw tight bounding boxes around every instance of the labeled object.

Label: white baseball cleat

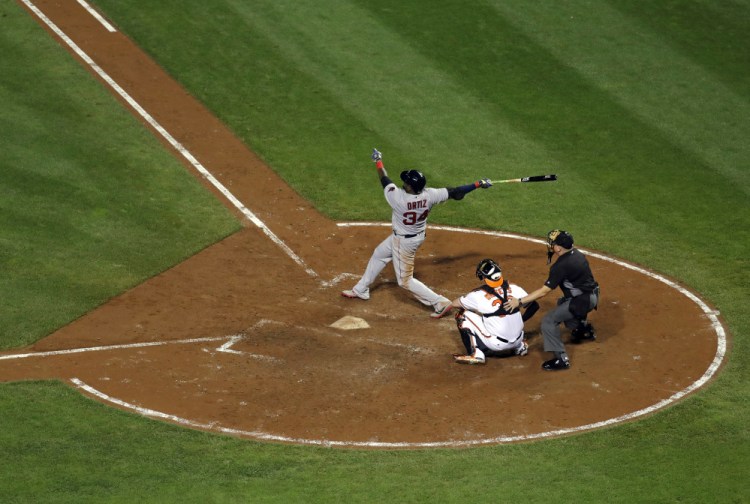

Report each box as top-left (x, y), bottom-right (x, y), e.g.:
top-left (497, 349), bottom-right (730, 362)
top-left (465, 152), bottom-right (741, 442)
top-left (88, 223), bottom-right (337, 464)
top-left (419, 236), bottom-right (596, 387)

top-left (430, 303), bottom-right (453, 319)
top-left (515, 341), bottom-right (529, 357)
top-left (341, 289), bottom-right (368, 300)
top-left (453, 353), bottom-right (486, 365)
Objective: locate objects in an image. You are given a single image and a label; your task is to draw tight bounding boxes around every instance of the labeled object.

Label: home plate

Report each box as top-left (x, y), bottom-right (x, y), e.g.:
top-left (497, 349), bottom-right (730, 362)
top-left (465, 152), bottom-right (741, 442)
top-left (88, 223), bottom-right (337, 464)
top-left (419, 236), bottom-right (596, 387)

top-left (330, 316), bottom-right (370, 330)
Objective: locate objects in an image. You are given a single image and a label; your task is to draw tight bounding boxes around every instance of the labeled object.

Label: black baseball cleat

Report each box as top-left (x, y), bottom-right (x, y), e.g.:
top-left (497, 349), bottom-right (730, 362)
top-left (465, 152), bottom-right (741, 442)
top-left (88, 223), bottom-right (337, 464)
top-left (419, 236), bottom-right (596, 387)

top-left (542, 357), bottom-right (571, 371)
top-left (571, 323), bottom-right (596, 344)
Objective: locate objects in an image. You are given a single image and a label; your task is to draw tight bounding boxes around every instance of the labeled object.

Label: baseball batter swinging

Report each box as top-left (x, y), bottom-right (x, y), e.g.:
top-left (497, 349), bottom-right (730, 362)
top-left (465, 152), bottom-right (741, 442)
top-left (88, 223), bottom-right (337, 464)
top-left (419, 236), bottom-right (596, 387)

top-left (342, 148), bottom-right (492, 318)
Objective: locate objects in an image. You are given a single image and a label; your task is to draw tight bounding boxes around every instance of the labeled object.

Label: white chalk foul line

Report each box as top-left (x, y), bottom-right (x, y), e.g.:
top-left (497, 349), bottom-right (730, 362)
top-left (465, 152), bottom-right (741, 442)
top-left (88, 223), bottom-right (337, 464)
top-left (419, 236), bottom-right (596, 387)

top-left (0, 324), bottom-right (286, 363)
top-left (0, 336), bottom-right (231, 361)
top-left (20, 0), bottom-right (318, 279)
top-left (75, 0), bottom-right (116, 32)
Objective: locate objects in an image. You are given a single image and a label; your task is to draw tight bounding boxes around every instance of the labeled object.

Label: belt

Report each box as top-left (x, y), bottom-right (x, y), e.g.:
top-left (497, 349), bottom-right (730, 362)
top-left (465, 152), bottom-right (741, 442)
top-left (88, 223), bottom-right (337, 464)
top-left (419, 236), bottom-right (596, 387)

top-left (497, 333), bottom-right (523, 344)
top-left (393, 230), bottom-right (424, 239)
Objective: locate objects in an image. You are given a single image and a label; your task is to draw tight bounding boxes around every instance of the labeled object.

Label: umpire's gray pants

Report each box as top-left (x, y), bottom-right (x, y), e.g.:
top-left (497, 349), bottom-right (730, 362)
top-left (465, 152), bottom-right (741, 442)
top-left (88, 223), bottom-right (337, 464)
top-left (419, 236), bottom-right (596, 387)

top-left (541, 293), bottom-right (598, 353)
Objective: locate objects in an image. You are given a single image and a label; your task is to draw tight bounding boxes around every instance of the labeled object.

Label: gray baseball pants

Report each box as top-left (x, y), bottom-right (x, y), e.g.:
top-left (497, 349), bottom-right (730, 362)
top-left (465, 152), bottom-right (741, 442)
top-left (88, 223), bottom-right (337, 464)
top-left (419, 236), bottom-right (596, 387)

top-left (541, 292), bottom-right (599, 353)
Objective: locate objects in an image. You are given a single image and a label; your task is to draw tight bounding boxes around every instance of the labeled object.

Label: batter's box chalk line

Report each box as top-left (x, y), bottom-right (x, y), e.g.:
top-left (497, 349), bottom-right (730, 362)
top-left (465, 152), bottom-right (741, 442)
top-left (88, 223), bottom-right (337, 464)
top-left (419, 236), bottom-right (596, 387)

top-left (320, 272), bottom-right (359, 288)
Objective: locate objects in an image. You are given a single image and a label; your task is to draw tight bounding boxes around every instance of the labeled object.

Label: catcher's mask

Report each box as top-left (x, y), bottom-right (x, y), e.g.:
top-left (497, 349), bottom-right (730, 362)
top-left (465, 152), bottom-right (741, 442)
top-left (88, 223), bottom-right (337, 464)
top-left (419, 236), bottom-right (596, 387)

top-left (546, 229), bottom-right (574, 263)
top-left (400, 170), bottom-right (426, 194)
top-left (476, 258), bottom-right (504, 288)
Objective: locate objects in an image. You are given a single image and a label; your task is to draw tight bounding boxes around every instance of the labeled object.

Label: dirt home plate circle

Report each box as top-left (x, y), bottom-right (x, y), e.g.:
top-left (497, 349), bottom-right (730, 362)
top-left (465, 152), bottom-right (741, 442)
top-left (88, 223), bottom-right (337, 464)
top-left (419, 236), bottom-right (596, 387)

top-left (0, 225), bottom-right (726, 449)
top-left (4, 0), bottom-right (727, 449)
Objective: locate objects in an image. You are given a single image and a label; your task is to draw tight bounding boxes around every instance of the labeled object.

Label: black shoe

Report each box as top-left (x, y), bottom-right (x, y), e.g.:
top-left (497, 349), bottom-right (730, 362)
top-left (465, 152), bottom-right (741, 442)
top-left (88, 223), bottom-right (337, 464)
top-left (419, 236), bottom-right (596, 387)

top-left (571, 323), bottom-right (596, 344)
top-left (542, 357), bottom-right (571, 371)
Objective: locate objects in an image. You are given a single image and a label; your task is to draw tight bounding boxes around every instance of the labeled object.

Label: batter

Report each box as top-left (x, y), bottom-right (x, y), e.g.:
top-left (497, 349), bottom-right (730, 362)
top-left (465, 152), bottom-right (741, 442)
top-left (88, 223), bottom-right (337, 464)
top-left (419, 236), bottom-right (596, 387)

top-left (342, 148), bottom-right (492, 317)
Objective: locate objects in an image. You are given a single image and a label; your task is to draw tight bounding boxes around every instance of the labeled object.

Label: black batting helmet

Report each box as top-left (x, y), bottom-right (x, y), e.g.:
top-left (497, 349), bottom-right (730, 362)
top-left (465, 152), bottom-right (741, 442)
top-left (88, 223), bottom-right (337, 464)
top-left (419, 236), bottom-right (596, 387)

top-left (400, 170), bottom-right (426, 193)
top-left (476, 258), bottom-right (504, 288)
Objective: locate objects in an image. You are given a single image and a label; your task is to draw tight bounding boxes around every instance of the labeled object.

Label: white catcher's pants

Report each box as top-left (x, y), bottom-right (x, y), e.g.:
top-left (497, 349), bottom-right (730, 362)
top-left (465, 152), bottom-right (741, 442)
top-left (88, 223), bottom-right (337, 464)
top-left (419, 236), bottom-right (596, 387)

top-left (459, 310), bottom-right (525, 358)
top-left (351, 233), bottom-right (449, 310)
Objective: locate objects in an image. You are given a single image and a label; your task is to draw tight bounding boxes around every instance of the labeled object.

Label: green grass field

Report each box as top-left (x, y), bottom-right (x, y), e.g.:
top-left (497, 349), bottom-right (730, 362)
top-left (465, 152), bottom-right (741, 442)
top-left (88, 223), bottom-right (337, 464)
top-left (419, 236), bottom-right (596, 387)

top-left (2, 0), bottom-right (748, 502)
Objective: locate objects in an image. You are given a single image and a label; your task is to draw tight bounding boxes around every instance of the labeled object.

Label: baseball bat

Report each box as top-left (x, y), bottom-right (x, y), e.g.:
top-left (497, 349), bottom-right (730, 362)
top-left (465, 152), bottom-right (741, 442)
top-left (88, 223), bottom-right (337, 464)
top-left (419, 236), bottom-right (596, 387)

top-left (489, 174), bottom-right (557, 184)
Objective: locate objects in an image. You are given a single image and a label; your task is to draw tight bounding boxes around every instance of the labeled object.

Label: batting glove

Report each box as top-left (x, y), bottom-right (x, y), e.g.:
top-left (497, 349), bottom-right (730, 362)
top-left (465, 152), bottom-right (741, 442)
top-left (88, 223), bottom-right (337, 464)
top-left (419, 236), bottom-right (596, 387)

top-left (478, 178), bottom-right (492, 188)
top-left (372, 148), bottom-right (382, 162)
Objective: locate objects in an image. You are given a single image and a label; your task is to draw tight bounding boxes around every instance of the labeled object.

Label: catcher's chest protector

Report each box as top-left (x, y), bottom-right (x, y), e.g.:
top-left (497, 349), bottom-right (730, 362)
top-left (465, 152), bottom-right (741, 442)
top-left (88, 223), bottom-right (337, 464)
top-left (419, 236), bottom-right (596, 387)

top-left (479, 283), bottom-right (518, 317)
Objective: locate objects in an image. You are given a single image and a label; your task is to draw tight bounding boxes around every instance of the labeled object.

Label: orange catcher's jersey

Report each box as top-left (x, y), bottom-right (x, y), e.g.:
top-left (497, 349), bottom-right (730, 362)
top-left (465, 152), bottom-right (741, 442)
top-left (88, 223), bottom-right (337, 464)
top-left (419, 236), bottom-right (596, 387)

top-left (384, 183), bottom-right (449, 236)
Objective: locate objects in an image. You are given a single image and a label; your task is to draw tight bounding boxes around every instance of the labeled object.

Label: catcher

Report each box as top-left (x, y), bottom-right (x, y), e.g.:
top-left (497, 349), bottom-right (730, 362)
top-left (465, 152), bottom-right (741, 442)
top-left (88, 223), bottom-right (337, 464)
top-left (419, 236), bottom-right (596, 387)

top-left (504, 230), bottom-right (599, 371)
top-left (448, 258), bottom-right (539, 365)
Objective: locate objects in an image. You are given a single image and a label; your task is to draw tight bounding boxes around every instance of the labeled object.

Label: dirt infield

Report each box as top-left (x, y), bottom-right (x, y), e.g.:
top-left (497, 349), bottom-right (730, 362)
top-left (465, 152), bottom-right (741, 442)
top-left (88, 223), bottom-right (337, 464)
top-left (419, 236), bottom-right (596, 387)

top-left (2, 0), bottom-right (725, 448)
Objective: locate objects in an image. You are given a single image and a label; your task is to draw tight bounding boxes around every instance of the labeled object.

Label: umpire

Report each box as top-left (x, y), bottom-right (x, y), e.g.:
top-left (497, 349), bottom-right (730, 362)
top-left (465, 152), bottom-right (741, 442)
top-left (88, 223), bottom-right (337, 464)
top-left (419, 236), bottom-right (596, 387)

top-left (504, 230), bottom-right (599, 371)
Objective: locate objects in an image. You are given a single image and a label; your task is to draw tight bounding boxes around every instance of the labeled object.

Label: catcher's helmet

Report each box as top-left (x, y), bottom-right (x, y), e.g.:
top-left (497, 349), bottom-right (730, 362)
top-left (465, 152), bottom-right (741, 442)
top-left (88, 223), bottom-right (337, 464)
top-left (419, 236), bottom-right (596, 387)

top-left (546, 229), bottom-right (574, 263)
top-left (400, 170), bottom-right (426, 194)
top-left (476, 258), bottom-right (504, 288)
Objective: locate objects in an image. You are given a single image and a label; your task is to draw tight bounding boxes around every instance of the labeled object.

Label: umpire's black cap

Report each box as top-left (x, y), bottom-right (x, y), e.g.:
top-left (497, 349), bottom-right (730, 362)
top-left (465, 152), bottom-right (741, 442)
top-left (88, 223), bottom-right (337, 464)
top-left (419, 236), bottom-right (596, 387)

top-left (552, 230), bottom-right (574, 249)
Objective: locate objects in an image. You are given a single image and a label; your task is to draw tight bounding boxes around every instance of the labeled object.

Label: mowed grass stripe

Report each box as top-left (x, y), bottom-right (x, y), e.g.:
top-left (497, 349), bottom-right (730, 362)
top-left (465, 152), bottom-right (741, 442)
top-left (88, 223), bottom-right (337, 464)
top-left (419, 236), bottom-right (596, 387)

top-left (0, 3), bottom-right (240, 348)
top-left (104, 0), bottom-right (561, 223)
top-left (607, 0), bottom-right (750, 98)
top-left (87, 0), bottom-right (393, 219)
top-left (223, 0), bottom-right (554, 180)
top-left (356, 1), bottom-right (747, 271)
top-left (490, 0), bottom-right (750, 193)
top-left (91, 0), bottom-right (748, 290)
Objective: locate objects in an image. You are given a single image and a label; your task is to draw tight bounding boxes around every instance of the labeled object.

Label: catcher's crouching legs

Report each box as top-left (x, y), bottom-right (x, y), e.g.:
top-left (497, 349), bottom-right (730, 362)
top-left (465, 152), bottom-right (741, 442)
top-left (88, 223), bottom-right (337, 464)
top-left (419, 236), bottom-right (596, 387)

top-left (453, 311), bottom-right (486, 364)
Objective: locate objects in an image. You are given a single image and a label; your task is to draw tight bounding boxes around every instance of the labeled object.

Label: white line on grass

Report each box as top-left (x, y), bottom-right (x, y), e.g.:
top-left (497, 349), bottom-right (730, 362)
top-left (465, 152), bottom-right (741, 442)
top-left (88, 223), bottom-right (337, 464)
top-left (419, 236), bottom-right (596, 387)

top-left (75, 0), bottom-right (116, 32)
top-left (20, 0), bottom-right (318, 279)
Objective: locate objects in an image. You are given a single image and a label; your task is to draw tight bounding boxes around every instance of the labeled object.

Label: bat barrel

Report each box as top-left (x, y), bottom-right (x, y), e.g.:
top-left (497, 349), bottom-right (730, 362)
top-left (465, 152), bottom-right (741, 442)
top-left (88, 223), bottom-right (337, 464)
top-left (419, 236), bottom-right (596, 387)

top-left (489, 174), bottom-right (557, 184)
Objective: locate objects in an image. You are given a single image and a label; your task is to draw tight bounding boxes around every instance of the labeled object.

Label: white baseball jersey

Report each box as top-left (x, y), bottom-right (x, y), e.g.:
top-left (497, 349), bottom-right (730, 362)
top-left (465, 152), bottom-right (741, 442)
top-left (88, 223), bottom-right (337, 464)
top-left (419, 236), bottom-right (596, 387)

top-left (384, 183), bottom-right (448, 236)
top-left (458, 283), bottom-right (529, 345)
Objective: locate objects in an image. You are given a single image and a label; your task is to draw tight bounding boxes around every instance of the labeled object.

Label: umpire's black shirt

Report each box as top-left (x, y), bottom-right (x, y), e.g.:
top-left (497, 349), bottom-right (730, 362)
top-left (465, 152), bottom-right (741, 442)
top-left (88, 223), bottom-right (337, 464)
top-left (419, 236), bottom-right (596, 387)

top-left (545, 249), bottom-right (598, 298)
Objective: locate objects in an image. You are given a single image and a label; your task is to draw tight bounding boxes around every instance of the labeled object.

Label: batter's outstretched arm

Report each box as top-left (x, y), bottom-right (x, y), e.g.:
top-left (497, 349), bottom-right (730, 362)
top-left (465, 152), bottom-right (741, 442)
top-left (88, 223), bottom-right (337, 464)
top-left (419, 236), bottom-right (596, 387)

top-left (447, 178), bottom-right (492, 200)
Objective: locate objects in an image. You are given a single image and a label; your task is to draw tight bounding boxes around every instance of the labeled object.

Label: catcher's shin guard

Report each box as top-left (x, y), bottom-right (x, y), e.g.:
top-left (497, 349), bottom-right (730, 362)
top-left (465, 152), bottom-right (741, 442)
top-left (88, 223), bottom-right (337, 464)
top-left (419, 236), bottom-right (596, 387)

top-left (458, 327), bottom-right (475, 354)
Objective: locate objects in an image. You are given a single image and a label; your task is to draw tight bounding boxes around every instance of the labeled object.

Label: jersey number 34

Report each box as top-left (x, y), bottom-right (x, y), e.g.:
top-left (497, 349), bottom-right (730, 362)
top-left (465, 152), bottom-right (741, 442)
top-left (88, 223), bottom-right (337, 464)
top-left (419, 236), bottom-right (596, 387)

top-left (402, 210), bottom-right (430, 225)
